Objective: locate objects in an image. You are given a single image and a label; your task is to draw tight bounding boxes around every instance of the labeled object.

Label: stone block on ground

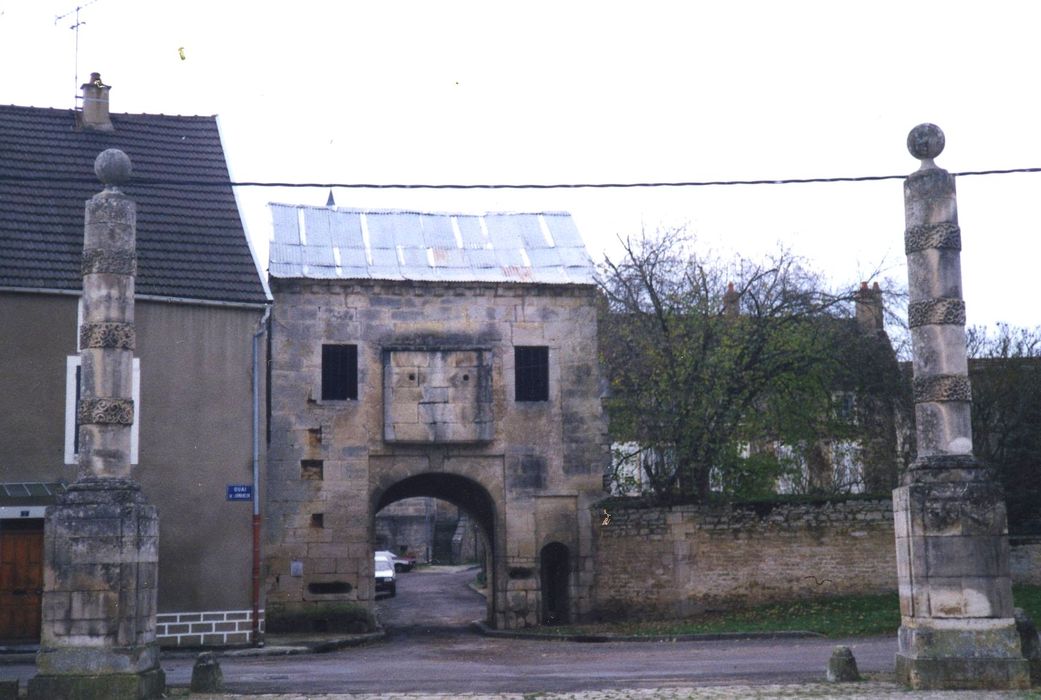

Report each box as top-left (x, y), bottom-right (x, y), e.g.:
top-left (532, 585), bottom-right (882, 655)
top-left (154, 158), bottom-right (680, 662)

top-left (190, 651), bottom-right (224, 693)
top-left (826, 645), bottom-right (860, 682)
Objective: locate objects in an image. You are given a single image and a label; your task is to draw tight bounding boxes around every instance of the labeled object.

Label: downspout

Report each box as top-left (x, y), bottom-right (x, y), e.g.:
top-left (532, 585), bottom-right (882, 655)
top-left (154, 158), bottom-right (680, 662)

top-left (251, 306), bottom-right (271, 645)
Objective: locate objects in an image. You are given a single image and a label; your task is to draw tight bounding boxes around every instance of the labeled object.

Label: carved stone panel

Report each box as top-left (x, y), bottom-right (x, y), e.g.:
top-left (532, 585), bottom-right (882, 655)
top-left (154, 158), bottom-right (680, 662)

top-left (382, 348), bottom-right (492, 443)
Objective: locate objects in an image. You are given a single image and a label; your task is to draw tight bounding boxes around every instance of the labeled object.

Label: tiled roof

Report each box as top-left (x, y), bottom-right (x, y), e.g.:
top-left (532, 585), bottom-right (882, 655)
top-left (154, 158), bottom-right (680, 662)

top-left (0, 105), bottom-right (267, 305)
top-left (269, 204), bottom-right (596, 285)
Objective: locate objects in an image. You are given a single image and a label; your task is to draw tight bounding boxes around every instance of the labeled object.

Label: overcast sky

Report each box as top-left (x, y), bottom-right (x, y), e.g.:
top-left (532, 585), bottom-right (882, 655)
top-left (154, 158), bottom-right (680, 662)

top-left (3, 1), bottom-right (1040, 328)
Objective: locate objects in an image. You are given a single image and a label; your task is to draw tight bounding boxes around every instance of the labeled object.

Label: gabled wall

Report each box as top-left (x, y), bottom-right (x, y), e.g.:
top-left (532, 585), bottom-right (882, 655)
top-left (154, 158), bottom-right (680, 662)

top-left (0, 291), bottom-right (265, 645)
top-left (265, 278), bottom-right (608, 628)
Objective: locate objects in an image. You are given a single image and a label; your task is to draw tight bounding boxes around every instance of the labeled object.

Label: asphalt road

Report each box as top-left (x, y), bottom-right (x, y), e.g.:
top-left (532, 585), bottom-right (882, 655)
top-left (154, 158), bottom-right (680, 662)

top-left (2, 567), bottom-right (899, 695)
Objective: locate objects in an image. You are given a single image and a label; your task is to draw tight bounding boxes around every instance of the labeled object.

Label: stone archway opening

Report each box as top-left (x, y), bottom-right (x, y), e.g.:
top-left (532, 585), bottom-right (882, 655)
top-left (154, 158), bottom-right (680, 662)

top-left (374, 473), bottom-right (496, 626)
top-left (539, 542), bottom-right (570, 625)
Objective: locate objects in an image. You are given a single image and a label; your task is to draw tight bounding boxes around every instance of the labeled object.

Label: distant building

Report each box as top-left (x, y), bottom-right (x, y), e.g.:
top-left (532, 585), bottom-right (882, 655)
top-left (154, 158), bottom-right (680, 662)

top-left (0, 75), bottom-right (269, 646)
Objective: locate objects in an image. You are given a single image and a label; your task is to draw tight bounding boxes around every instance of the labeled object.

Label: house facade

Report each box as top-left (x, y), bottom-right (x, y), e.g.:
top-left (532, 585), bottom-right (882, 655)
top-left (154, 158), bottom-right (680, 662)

top-left (264, 205), bottom-right (608, 629)
top-left (0, 77), bottom-right (269, 646)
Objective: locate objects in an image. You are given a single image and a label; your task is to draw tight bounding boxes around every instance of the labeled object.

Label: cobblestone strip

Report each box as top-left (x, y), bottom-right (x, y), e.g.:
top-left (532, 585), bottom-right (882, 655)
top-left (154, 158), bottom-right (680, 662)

top-left (195, 682), bottom-right (1039, 699)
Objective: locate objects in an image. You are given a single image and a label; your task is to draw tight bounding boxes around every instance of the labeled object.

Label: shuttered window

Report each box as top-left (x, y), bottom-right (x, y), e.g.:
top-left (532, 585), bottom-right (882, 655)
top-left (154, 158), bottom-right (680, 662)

top-left (515, 346), bottom-right (549, 402)
top-left (321, 344), bottom-right (358, 400)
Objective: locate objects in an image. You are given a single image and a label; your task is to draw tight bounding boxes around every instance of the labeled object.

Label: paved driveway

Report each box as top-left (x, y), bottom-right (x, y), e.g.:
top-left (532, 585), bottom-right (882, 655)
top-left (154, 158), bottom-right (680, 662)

top-left (3, 567), bottom-right (907, 696)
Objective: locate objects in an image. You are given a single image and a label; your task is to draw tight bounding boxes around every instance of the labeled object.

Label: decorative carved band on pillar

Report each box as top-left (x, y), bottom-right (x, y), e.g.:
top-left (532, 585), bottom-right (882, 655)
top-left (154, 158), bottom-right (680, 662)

top-left (911, 374), bottom-right (972, 403)
top-left (904, 223), bottom-right (962, 253)
top-left (77, 397), bottom-right (135, 425)
top-left (82, 248), bottom-right (137, 275)
top-left (907, 299), bottom-right (966, 328)
top-left (80, 322), bottom-right (136, 350)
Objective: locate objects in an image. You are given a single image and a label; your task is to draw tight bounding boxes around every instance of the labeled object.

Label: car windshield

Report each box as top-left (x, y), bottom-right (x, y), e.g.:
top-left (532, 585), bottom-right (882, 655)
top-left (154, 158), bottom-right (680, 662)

top-left (374, 555), bottom-right (394, 575)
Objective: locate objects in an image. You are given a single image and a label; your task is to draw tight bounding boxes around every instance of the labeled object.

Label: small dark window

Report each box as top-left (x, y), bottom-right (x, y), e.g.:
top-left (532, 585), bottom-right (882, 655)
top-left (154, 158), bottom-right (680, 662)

top-left (301, 460), bottom-right (324, 480)
top-left (322, 344), bottom-right (358, 400)
top-left (310, 513), bottom-right (324, 528)
top-left (515, 346), bottom-right (549, 402)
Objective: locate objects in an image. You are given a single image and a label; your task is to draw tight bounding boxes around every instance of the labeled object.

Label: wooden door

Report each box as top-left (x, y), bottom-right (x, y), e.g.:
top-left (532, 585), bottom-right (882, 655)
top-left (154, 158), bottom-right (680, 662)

top-left (0, 521), bottom-right (44, 641)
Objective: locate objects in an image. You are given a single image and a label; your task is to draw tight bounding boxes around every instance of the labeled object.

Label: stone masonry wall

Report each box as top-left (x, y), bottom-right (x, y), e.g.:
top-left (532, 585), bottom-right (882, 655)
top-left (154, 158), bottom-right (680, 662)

top-left (593, 499), bottom-right (1039, 620)
top-left (593, 499), bottom-right (898, 619)
top-left (1010, 538), bottom-right (1041, 586)
top-left (266, 279), bottom-right (608, 628)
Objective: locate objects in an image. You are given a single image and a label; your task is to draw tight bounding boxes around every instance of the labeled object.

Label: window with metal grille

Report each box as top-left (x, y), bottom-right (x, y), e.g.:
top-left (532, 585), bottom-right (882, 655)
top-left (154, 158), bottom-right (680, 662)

top-left (321, 344), bottom-right (358, 400)
top-left (515, 346), bottom-right (549, 402)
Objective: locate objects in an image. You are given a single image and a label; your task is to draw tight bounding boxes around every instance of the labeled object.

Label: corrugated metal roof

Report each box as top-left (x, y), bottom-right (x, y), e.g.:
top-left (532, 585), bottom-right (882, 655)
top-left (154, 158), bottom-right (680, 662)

top-left (268, 205), bottom-right (596, 285)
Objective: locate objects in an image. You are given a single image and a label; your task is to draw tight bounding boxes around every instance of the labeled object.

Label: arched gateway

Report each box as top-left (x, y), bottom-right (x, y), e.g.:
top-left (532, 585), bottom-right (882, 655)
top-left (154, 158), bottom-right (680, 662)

top-left (263, 206), bottom-right (607, 629)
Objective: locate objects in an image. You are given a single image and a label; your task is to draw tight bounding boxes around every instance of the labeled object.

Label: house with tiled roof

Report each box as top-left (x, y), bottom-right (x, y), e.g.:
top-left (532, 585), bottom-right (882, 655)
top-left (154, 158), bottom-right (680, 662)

top-left (0, 75), bottom-right (269, 646)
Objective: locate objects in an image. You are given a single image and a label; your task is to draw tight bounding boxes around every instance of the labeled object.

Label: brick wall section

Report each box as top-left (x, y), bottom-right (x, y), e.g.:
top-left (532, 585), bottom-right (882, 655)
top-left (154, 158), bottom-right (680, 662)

top-left (593, 499), bottom-right (898, 619)
top-left (156, 609), bottom-right (264, 647)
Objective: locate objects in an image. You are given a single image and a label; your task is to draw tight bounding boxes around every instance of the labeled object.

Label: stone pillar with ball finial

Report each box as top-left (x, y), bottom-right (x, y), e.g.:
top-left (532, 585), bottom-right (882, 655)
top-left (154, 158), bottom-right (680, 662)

top-left (892, 124), bottom-right (1029, 690)
top-left (29, 150), bottom-right (165, 700)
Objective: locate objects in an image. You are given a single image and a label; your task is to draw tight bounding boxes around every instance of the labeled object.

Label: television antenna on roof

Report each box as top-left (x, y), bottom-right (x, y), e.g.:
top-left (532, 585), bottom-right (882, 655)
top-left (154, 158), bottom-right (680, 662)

top-left (55, 0), bottom-right (102, 107)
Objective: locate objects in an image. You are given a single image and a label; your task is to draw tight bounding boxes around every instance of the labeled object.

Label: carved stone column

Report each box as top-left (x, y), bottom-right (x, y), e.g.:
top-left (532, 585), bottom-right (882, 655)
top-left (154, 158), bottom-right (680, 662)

top-left (892, 124), bottom-right (1029, 689)
top-left (29, 150), bottom-right (164, 700)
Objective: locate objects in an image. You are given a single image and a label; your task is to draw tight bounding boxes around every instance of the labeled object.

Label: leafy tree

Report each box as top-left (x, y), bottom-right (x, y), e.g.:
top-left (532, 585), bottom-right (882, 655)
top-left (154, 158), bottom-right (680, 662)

top-left (598, 229), bottom-right (904, 502)
top-left (966, 324), bottom-right (1041, 535)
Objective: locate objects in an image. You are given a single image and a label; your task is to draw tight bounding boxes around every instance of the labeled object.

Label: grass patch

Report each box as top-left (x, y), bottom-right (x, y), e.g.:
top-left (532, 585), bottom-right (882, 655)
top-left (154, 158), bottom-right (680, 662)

top-left (1014, 584), bottom-right (1041, 623)
top-left (538, 585), bottom-right (1041, 639)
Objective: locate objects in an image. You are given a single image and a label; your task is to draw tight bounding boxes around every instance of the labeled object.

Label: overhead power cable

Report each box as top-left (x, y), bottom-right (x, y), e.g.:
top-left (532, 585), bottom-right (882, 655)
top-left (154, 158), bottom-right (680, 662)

top-left (3, 166), bottom-right (1041, 190)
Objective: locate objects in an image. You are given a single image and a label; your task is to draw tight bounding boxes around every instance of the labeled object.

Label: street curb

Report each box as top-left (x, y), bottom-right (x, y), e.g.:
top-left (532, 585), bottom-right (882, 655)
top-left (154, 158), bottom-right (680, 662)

top-left (218, 627), bottom-right (386, 657)
top-left (470, 620), bottom-right (825, 643)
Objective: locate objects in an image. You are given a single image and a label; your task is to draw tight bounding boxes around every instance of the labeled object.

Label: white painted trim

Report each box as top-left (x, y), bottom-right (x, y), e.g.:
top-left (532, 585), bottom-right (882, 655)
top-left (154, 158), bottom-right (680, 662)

top-left (63, 356), bottom-right (79, 465)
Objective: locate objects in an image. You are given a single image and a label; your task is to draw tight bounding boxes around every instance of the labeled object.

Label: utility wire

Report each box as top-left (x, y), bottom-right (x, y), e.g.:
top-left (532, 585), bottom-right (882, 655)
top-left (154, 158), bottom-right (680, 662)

top-left (3, 166), bottom-right (1041, 190)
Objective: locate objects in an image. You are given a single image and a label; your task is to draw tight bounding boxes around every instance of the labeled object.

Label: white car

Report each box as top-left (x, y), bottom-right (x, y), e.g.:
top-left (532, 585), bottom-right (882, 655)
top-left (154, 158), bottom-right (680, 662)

top-left (375, 549), bottom-right (416, 572)
top-left (374, 552), bottom-right (397, 597)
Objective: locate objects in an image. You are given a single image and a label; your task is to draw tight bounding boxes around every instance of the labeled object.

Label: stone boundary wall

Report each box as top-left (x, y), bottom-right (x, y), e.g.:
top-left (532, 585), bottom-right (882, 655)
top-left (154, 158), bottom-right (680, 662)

top-left (156, 609), bottom-right (263, 647)
top-left (593, 499), bottom-right (1040, 620)
top-left (593, 499), bottom-right (898, 620)
top-left (1011, 537), bottom-right (1041, 586)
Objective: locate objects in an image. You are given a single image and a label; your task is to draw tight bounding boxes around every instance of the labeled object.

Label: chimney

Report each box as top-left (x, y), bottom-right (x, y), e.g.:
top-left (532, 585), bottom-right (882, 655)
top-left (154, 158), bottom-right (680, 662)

top-left (723, 281), bottom-right (740, 318)
top-left (80, 72), bottom-right (113, 132)
top-left (855, 281), bottom-right (884, 333)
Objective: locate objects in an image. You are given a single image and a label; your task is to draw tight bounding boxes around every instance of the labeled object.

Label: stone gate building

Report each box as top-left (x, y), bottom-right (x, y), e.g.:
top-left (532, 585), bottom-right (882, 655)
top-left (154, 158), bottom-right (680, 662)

top-left (264, 205), bottom-right (608, 628)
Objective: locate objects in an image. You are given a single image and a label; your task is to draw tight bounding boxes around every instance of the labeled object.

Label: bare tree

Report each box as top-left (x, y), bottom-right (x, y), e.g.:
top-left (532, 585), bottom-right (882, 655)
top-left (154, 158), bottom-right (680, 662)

top-left (598, 229), bottom-right (901, 502)
top-left (967, 324), bottom-right (1041, 535)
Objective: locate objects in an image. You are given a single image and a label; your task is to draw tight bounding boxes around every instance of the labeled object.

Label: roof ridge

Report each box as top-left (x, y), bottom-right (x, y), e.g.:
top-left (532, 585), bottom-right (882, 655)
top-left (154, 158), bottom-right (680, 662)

top-left (269, 203), bottom-right (574, 218)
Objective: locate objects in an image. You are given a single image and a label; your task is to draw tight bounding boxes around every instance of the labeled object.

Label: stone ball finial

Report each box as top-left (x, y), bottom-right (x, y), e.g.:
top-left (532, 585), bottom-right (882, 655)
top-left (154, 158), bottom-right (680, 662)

top-left (907, 123), bottom-right (945, 162)
top-left (94, 148), bottom-right (132, 186)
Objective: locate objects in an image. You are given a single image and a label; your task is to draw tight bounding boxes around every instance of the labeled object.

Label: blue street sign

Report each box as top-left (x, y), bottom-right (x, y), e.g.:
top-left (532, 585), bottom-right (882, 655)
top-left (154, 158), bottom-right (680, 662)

top-left (226, 484), bottom-right (253, 501)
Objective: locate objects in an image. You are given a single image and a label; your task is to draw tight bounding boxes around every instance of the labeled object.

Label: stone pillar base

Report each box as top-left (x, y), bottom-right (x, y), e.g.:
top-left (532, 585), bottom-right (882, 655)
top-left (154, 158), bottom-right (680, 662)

top-left (28, 667), bottom-right (165, 700)
top-left (32, 478), bottom-right (163, 699)
top-left (896, 619), bottom-right (1030, 690)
